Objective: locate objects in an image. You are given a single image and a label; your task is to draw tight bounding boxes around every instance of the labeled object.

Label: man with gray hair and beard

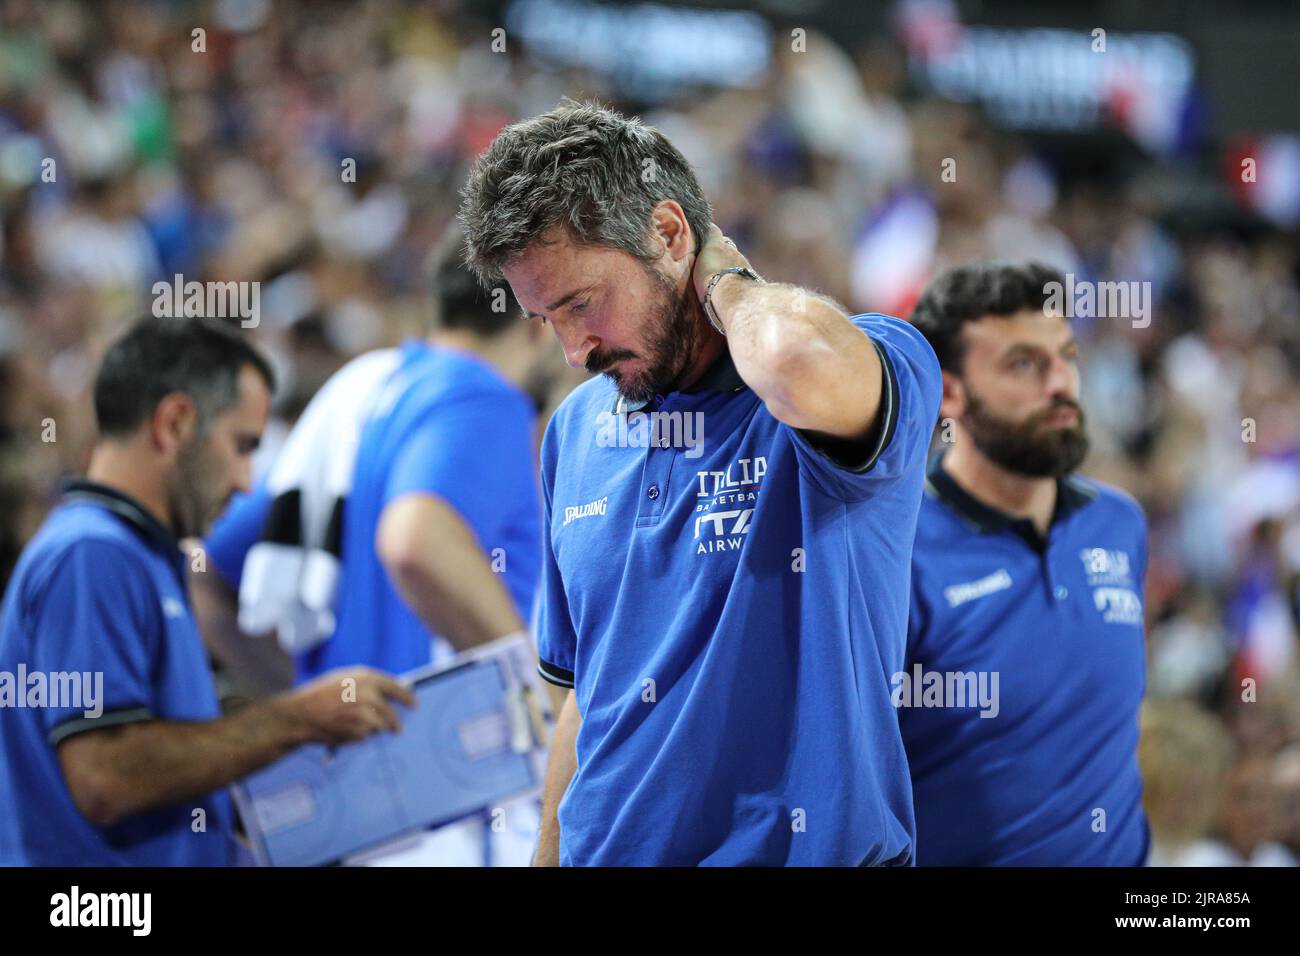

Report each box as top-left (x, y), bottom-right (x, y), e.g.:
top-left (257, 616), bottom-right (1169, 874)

top-left (460, 101), bottom-right (942, 866)
top-left (902, 262), bottom-right (1151, 865)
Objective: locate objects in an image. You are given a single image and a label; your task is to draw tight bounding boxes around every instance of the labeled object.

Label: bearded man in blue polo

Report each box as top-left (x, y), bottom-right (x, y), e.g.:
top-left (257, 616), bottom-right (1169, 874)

top-left (459, 101), bottom-right (941, 866)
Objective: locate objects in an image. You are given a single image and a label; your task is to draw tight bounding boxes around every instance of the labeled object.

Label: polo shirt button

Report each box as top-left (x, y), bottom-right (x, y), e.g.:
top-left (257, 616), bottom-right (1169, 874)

top-left (647, 484), bottom-right (660, 500)
top-left (1054, 585), bottom-right (1068, 600)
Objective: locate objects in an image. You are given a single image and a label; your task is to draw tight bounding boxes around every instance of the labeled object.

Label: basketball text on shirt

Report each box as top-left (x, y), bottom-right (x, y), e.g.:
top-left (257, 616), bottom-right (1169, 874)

top-left (694, 456), bottom-right (766, 555)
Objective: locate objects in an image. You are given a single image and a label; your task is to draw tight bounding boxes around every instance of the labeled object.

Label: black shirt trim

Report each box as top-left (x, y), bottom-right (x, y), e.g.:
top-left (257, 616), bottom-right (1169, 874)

top-left (537, 659), bottom-right (575, 689)
top-left (62, 479), bottom-right (181, 554)
top-left (48, 707), bottom-right (155, 747)
top-left (799, 337), bottom-right (899, 474)
top-left (924, 451), bottom-right (1099, 549)
top-left (61, 478), bottom-right (187, 587)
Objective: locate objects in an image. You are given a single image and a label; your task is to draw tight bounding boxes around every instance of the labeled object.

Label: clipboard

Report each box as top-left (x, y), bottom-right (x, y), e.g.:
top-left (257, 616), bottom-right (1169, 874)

top-left (230, 635), bottom-right (551, 866)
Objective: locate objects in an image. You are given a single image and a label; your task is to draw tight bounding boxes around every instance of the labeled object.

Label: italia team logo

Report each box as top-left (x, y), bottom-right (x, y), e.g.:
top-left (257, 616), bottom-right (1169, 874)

top-left (1079, 547), bottom-right (1141, 623)
top-left (1093, 587), bottom-right (1143, 625)
top-left (1078, 547), bottom-right (1132, 586)
top-left (693, 456), bottom-right (765, 556)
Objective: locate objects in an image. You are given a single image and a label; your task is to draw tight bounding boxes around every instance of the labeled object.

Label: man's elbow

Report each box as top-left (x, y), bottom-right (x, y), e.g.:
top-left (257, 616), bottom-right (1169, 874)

top-left (59, 742), bottom-right (132, 827)
top-left (759, 336), bottom-right (833, 429)
top-left (377, 537), bottom-right (437, 596)
top-left (73, 789), bottom-right (127, 828)
top-left (763, 323), bottom-right (881, 435)
top-left (375, 496), bottom-right (456, 594)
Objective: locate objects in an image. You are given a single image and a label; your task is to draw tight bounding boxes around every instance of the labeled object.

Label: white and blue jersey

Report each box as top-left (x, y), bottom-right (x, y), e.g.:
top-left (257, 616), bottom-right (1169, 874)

top-left (0, 482), bottom-right (236, 865)
top-left (206, 341), bottom-right (541, 682)
top-left (204, 341), bottom-right (543, 867)
top-left (536, 313), bottom-right (941, 866)
top-left (902, 453), bottom-right (1150, 865)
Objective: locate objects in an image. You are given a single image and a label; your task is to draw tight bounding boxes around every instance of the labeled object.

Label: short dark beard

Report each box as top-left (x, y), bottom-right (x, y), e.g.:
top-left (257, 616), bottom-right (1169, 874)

top-left (586, 265), bottom-right (701, 404)
top-left (169, 433), bottom-right (223, 539)
top-left (965, 391), bottom-right (1090, 478)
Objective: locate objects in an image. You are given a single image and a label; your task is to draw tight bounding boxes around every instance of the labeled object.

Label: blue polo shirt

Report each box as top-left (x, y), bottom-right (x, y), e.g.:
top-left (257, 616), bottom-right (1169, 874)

top-left (0, 481), bottom-right (236, 866)
top-left (536, 312), bottom-right (941, 866)
top-left (205, 341), bottom-right (541, 683)
top-left (901, 453), bottom-right (1150, 865)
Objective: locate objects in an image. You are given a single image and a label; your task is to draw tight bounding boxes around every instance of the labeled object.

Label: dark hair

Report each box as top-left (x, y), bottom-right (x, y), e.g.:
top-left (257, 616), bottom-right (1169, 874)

top-left (94, 316), bottom-right (276, 438)
top-left (431, 229), bottom-right (518, 337)
top-left (458, 99), bottom-right (713, 287)
top-left (909, 262), bottom-right (1066, 372)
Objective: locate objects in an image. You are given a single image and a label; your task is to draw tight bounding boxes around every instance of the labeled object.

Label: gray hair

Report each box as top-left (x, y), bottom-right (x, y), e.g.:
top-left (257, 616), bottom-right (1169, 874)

top-left (457, 100), bottom-right (713, 287)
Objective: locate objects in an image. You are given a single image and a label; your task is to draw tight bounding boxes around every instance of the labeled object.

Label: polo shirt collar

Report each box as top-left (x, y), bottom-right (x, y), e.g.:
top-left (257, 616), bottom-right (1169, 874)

top-left (62, 478), bottom-right (182, 556)
top-left (925, 451), bottom-right (1098, 543)
top-left (611, 345), bottom-right (748, 415)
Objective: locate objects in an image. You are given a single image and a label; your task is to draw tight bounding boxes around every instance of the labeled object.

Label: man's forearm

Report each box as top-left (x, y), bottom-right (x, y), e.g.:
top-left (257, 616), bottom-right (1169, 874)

top-left (389, 558), bottom-right (525, 652)
top-left (59, 697), bottom-right (311, 826)
top-left (534, 689), bottom-right (580, 866)
top-left (713, 278), bottom-right (876, 430)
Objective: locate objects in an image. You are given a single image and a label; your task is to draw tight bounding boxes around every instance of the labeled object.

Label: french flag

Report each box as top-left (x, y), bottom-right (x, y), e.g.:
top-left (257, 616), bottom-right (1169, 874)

top-left (850, 187), bottom-right (939, 320)
top-left (1225, 134), bottom-right (1300, 228)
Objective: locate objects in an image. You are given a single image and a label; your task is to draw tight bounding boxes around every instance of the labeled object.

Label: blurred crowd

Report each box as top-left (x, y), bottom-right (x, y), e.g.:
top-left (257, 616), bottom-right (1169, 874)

top-left (1, 0), bottom-right (1298, 865)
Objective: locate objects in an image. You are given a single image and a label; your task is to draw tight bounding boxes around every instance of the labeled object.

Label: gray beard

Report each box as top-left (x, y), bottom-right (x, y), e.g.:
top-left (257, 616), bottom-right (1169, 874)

top-left (591, 269), bottom-right (702, 404)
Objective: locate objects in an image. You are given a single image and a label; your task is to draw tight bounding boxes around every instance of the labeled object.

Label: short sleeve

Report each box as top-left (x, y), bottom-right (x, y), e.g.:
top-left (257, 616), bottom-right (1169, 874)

top-left (1126, 496), bottom-right (1150, 698)
top-left (383, 390), bottom-right (533, 528)
top-left (204, 482), bottom-right (274, 589)
top-left (1128, 502), bottom-right (1149, 598)
top-left (534, 416), bottom-right (577, 688)
top-left (785, 313), bottom-right (942, 502)
top-left (27, 539), bottom-right (162, 745)
top-left (905, 565), bottom-right (932, 664)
